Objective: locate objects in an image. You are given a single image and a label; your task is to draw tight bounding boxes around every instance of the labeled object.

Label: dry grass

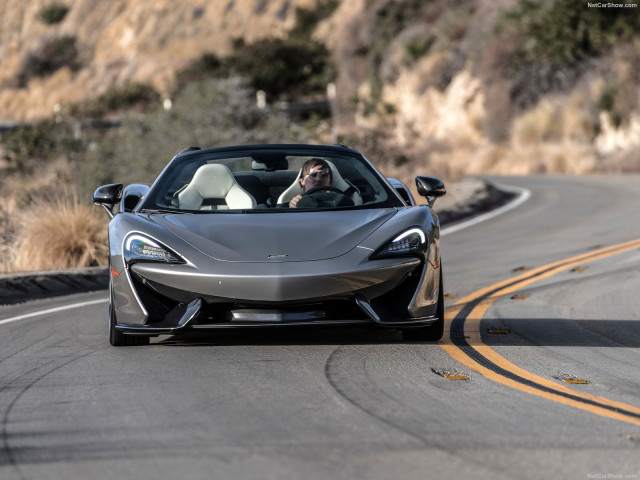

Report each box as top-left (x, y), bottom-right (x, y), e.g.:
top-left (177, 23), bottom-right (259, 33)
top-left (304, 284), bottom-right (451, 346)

top-left (429, 142), bottom-right (600, 176)
top-left (11, 195), bottom-right (108, 272)
top-left (0, 198), bottom-right (18, 274)
top-left (511, 89), bottom-right (599, 146)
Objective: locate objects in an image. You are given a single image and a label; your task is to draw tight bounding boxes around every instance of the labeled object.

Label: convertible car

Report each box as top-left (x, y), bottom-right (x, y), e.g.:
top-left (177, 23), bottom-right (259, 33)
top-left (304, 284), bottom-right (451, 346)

top-left (93, 144), bottom-right (446, 346)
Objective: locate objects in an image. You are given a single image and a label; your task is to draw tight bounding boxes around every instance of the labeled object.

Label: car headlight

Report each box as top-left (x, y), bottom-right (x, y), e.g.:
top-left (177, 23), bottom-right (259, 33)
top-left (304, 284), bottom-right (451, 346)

top-left (373, 228), bottom-right (427, 258)
top-left (123, 234), bottom-right (183, 264)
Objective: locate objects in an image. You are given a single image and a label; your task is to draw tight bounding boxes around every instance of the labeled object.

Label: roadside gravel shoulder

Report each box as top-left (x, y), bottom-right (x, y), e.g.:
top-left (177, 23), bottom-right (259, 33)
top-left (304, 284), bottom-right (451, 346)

top-left (0, 177), bottom-right (513, 306)
top-left (0, 267), bottom-right (108, 306)
top-left (434, 177), bottom-right (516, 226)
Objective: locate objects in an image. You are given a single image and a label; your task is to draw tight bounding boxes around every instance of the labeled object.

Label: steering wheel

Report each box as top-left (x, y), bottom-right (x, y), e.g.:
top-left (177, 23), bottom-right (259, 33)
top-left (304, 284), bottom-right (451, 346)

top-left (302, 186), bottom-right (345, 197)
top-left (296, 186), bottom-right (354, 208)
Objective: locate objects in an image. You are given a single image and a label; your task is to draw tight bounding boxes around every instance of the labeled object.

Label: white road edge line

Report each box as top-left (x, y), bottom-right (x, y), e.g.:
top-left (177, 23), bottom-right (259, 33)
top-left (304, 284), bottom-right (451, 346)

top-left (0, 298), bottom-right (108, 327)
top-left (1, 182), bottom-right (529, 327)
top-left (441, 182), bottom-right (531, 236)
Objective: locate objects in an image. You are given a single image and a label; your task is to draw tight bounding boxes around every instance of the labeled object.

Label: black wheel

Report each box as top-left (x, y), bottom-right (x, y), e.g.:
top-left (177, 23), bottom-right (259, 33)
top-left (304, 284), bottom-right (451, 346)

top-left (402, 268), bottom-right (445, 342)
top-left (109, 289), bottom-right (149, 347)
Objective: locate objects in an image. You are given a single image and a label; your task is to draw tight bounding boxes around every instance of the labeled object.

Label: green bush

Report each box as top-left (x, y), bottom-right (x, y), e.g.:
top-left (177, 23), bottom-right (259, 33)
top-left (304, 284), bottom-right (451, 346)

top-left (176, 37), bottom-right (334, 101)
top-left (173, 1), bottom-right (337, 100)
top-left (367, 0), bottom-right (424, 98)
top-left (75, 77), bottom-right (306, 198)
top-left (17, 35), bottom-right (80, 86)
top-left (174, 53), bottom-right (222, 90)
top-left (38, 3), bottom-right (69, 25)
top-left (498, 0), bottom-right (640, 66)
top-left (493, 0), bottom-right (640, 111)
top-left (0, 119), bottom-right (77, 174)
top-left (598, 83), bottom-right (617, 114)
top-left (70, 83), bottom-right (160, 117)
top-left (362, 0), bottom-right (472, 103)
top-left (404, 35), bottom-right (435, 63)
top-left (229, 38), bottom-right (335, 98)
top-left (289, 0), bottom-right (339, 40)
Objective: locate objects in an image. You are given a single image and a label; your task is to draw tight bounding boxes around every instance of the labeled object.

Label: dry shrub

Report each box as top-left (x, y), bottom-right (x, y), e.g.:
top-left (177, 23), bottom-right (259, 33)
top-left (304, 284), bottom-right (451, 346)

top-left (376, 140), bottom-right (460, 201)
top-left (13, 195), bottom-right (108, 272)
top-left (511, 99), bottom-right (564, 145)
top-left (17, 35), bottom-right (81, 87)
top-left (511, 89), bottom-right (599, 146)
top-left (430, 144), bottom-right (506, 176)
top-left (466, 142), bottom-right (598, 175)
top-left (2, 158), bottom-right (74, 208)
top-left (0, 198), bottom-right (18, 274)
top-left (598, 145), bottom-right (640, 173)
top-left (340, 123), bottom-right (458, 201)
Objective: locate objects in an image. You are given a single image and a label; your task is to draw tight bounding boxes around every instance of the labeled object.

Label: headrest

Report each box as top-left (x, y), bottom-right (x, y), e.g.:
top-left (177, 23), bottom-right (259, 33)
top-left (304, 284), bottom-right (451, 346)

top-left (178, 164), bottom-right (256, 210)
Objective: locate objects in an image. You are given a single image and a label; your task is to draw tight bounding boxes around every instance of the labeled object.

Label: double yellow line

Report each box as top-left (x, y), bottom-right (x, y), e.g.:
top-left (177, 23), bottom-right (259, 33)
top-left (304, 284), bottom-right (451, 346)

top-left (440, 238), bottom-right (640, 427)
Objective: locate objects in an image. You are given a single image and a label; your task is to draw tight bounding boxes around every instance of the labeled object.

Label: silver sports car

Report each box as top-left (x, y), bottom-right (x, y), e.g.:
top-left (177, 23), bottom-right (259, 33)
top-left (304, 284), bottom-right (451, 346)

top-left (93, 144), bottom-right (446, 346)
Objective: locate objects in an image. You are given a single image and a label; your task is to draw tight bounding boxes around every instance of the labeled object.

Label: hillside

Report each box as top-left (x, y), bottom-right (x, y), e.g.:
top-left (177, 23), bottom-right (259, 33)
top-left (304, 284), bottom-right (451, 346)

top-left (0, 0), bottom-right (318, 121)
top-left (2, 0), bottom-right (639, 174)
top-left (1, 0), bottom-right (640, 272)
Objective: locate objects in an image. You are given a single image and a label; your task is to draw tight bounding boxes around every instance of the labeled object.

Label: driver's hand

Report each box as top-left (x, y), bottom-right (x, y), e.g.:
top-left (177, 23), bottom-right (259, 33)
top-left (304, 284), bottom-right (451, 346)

top-left (289, 194), bottom-right (302, 208)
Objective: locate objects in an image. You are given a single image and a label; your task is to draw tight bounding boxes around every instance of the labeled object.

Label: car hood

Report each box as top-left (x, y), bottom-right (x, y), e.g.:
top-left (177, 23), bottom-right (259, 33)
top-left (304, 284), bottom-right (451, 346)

top-left (150, 209), bottom-right (397, 262)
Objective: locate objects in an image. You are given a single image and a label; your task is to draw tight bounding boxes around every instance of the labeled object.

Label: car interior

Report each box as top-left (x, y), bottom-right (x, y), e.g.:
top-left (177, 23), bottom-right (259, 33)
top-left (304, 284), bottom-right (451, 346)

top-left (150, 152), bottom-right (393, 212)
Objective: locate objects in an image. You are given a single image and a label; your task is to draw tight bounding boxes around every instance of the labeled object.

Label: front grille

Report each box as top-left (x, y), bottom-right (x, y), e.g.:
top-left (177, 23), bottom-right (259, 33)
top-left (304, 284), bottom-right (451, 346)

top-left (194, 299), bottom-right (368, 325)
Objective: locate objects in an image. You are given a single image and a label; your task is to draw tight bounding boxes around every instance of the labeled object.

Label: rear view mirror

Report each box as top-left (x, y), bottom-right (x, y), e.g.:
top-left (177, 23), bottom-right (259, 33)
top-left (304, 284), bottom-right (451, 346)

top-left (93, 183), bottom-right (123, 218)
top-left (121, 184), bottom-right (150, 212)
top-left (415, 176), bottom-right (446, 207)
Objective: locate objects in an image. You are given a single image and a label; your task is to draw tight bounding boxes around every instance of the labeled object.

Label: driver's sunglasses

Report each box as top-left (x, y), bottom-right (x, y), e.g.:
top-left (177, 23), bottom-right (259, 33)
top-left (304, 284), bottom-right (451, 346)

top-left (307, 170), bottom-right (330, 179)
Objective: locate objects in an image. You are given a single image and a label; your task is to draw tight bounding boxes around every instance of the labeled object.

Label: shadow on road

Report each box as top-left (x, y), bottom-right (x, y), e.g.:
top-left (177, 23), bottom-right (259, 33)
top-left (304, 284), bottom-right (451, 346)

top-left (476, 317), bottom-right (640, 348)
top-left (153, 325), bottom-right (413, 347)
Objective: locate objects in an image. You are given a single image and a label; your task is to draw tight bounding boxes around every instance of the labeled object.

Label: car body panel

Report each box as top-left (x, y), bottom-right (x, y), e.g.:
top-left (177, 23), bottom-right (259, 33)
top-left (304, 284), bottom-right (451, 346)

top-left (150, 208), bottom-right (398, 262)
top-left (95, 144), bottom-right (445, 344)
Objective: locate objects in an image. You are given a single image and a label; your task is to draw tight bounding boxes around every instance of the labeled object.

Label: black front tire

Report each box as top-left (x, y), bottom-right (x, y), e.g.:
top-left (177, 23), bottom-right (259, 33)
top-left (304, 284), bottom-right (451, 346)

top-left (402, 268), bottom-right (445, 342)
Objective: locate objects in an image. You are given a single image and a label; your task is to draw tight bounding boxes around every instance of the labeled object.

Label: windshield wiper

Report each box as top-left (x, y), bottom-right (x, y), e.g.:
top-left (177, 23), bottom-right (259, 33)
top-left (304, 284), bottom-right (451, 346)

top-left (139, 208), bottom-right (189, 214)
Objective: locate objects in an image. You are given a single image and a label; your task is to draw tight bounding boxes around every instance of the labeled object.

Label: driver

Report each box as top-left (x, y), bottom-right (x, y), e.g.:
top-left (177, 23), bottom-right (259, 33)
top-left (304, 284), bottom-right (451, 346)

top-left (289, 158), bottom-right (332, 208)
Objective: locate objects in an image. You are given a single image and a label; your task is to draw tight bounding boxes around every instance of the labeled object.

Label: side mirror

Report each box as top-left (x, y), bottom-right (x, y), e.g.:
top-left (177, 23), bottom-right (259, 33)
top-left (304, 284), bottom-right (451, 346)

top-left (121, 184), bottom-right (150, 213)
top-left (415, 176), bottom-right (446, 207)
top-left (386, 177), bottom-right (416, 206)
top-left (93, 184), bottom-right (123, 218)
top-left (395, 187), bottom-right (414, 206)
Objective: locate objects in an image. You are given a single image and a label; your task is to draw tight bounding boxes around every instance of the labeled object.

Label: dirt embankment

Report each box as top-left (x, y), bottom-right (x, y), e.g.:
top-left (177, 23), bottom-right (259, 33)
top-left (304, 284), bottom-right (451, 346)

top-left (0, 0), bottom-right (316, 122)
top-left (435, 177), bottom-right (516, 225)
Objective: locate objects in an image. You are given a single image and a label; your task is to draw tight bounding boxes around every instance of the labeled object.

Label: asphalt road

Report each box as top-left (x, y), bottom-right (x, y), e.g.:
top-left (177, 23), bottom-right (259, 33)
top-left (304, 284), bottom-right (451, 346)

top-left (1, 175), bottom-right (639, 480)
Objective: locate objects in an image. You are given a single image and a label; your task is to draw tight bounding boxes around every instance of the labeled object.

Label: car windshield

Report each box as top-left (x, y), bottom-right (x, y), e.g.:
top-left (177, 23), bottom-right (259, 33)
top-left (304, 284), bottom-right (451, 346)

top-left (141, 148), bottom-right (402, 213)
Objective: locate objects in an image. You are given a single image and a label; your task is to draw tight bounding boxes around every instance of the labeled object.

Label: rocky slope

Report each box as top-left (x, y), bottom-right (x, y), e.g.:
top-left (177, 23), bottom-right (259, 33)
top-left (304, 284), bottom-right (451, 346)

top-left (1, 0), bottom-right (639, 174)
top-left (0, 0), bottom-right (316, 121)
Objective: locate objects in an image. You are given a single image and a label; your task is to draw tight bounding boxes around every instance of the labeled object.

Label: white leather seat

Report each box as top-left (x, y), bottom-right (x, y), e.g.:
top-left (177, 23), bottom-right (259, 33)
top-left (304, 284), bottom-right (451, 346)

top-left (277, 160), bottom-right (362, 205)
top-left (178, 164), bottom-right (256, 210)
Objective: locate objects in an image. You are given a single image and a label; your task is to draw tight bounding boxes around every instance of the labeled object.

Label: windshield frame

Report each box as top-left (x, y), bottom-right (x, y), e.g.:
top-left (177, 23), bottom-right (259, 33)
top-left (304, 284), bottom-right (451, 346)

top-left (138, 145), bottom-right (405, 214)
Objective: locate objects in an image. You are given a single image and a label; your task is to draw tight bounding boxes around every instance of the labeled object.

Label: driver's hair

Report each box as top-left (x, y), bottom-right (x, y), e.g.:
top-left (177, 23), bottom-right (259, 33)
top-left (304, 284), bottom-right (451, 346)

top-left (301, 158), bottom-right (332, 182)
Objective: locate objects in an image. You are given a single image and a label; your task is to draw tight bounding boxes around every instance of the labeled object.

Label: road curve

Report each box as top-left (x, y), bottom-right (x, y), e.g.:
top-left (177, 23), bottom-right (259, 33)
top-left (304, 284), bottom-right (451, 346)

top-left (1, 174), bottom-right (639, 480)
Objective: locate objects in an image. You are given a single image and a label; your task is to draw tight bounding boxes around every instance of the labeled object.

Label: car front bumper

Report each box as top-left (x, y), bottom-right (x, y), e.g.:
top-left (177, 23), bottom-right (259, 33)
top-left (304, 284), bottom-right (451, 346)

top-left (111, 248), bottom-right (441, 335)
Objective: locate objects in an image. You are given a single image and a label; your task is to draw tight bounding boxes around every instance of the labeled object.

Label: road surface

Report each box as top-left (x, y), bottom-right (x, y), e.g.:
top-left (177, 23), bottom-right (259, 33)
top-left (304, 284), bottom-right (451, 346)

top-left (1, 174), bottom-right (639, 479)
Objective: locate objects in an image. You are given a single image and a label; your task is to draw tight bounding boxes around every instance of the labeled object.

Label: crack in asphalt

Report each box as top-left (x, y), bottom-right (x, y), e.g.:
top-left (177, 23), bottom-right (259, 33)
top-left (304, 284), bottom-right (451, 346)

top-left (323, 345), bottom-right (429, 445)
top-left (322, 344), bottom-right (527, 479)
top-left (0, 346), bottom-right (99, 479)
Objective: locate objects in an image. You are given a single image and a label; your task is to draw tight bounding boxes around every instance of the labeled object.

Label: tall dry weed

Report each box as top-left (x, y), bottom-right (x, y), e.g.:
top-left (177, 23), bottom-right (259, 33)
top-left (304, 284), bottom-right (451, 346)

top-left (0, 198), bottom-right (18, 273)
top-left (511, 99), bottom-right (564, 145)
top-left (12, 195), bottom-right (108, 272)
